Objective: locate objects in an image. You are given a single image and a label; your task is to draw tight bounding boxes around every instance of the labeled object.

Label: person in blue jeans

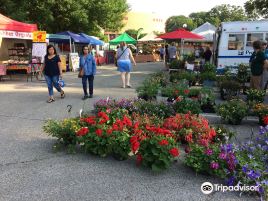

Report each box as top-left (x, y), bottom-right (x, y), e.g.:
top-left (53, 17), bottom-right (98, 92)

top-left (42, 45), bottom-right (65, 103)
top-left (79, 46), bottom-right (96, 100)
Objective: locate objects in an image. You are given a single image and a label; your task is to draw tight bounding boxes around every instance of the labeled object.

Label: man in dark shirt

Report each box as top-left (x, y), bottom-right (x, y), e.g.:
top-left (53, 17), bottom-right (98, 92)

top-left (250, 40), bottom-right (266, 90)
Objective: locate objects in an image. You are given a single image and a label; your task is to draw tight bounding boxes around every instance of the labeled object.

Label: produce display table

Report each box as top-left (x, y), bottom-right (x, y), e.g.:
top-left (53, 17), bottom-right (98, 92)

top-left (134, 54), bottom-right (155, 63)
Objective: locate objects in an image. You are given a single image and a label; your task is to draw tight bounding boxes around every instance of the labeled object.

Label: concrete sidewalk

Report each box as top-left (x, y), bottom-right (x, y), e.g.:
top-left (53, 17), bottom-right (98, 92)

top-left (0, 63), bottom-right (258, 201)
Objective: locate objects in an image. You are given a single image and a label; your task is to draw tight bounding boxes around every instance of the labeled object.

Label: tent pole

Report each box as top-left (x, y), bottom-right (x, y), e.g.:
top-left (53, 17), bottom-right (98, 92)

top-left (69, 37), bottom-right (72, 53)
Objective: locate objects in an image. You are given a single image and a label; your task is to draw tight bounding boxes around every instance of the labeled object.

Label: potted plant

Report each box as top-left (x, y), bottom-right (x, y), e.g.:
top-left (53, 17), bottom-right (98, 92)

top-left (200, 71), bottom-right (217, 87)
top-left (237, 63), bottom-right (250, 94)
top-left (169, 59), bottom-right (185, 69)
top-left (246, 89), bottom-right (266, 104)
top-left (253, 103), bottom-right (268, 125)
top-left (136, 80), bottom-right (159, 101)
top-left (216, 99), bottom-right (248, 125)
top-left (219, 80), bottom-right (241, 100)
top-left (199, 87), bottom-right (216, 113)
top-left (200, 63), bottom-right (217, 87)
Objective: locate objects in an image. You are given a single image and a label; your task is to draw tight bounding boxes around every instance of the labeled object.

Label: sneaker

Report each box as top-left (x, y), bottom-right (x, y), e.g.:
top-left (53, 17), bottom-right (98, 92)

top-left (82, 95), bottom-right (88, 100)
top-left (89, 94), bottom-right (93, 98)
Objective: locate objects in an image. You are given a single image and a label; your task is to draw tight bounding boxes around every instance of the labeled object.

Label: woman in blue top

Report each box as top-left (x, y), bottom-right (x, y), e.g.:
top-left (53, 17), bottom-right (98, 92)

top-left (41, 45), bottom-right (65, 103)
top-left (116, 42), bottom-right (136, 88)
top-left (79, 45), bottom-right (96, 100)
top-left (261, 40), bottom-right (268, 89)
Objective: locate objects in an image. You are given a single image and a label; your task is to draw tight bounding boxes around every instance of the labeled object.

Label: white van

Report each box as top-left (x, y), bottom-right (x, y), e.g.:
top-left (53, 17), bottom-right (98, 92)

top-left (216, 21), bottom-right (268, 70)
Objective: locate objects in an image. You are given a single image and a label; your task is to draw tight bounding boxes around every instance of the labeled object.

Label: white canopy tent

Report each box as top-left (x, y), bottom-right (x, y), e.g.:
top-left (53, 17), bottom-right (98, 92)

top-left (187, 22), bottom-right (217, 42)
top-left (138, 32), bottom-right (163, 42)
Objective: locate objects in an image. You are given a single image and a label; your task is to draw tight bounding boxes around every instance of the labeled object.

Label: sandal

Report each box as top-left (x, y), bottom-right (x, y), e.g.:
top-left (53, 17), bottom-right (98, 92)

top-left (61, 91), bottom-right (65, 99)
top-left (47, 98), bottom-right (55, 103)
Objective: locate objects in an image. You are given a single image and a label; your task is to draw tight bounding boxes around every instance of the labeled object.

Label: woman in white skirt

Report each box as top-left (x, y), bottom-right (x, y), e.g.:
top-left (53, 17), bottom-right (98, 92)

top-left (116, 42), bottom-right (136, 88)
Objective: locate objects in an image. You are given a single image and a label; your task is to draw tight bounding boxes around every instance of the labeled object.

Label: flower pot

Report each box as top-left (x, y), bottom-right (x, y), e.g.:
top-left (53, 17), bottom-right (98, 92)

top-left (201, 104), bottom-right (215, 113)
top-left (203, 80), bottom-right (215, 87)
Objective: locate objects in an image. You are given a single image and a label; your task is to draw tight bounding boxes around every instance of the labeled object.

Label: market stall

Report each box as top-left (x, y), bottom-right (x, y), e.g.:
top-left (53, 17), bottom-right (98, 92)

top-left (0, 13), bottom-right (37, 79)
top-left (137, 32), bottom-right (163, 62)
top-left (79, 33), bottom-right (106, 65)
top-left (56, 31), bottom-right (91, 71)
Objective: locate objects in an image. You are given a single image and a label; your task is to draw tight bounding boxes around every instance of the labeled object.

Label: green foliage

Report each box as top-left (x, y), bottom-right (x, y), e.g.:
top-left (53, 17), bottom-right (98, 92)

top-left (216, 99), bottom-right (248, 125)
top-left (0, 0), bottom-right (129, 34)
top-left (189, 11), bottom-right (220, 27)
top-left (136, 79), bottom-right (159, 100)
top-left (245, 0), bottom-right (268, 19)
top-left (125, 28), bottom-right (147, 40)
top-left (134, 100), bottom-right (175, 119)
top-left (184, 143), bottom-right (232, 179)
top-left (138, 135), bottom-right (179, 171)
top-left (209, 4), bottom-right (248, 23)
top-left (170, 71), bottom-right (197, 83)
top-left (165, 15), bottom-right (196, 32)
top-left (169, 59), bottom-right (185, 69)
top-left (237, 63), bottom-right (250, 84)
top-left (246, 89), bottom-right (266, 104)
top-left (189, 4), bottom-right (248, 27)
top-left (173, 98), bottom-right (201, 114)
top-left (213, 125), bottom-right (235, 143)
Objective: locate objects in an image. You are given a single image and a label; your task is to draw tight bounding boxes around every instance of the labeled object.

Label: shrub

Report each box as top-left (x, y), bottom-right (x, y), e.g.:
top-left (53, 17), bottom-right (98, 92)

top-left (216, 99), bottom-right (248, 125)
top-left (246, 89), bottom-right (266, 104)
top-left (173, 98), bottom-right (201, 114)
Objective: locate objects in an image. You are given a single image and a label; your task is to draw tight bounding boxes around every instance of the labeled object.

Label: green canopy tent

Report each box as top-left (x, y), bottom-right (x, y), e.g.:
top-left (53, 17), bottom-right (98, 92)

top-left (109, 32), bottom-right (137, 45)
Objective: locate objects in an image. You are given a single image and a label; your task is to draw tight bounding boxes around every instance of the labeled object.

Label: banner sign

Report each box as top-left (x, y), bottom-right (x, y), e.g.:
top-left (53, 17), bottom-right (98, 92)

top-left (0, 30), bottom-right (32, 39)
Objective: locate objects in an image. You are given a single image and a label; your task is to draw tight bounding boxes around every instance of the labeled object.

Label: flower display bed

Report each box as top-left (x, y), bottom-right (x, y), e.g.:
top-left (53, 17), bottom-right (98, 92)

top-left (43, 71), bottom-right (268, 199)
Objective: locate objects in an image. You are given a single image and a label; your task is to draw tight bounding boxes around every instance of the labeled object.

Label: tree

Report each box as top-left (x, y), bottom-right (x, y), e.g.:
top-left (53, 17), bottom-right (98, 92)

top-left (245, 0), bottom-right (268, 19)
top-left (189, 12), bottom-right (220, 27)
top-left (165, 15), bottom-right (196, 32)
top-left (125, 28), bottom-right (147, 40)
top-left (0, 0), bottom-right (129, 35)
top-left (209, 4), bottom-right (248, 23)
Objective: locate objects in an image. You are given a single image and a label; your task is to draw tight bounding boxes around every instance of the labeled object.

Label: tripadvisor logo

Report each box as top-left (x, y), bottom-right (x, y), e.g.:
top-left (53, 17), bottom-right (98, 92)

top-left (201, 182), bottom-right (214, 194)
top-left (201, 182), bottom-right (259, 194)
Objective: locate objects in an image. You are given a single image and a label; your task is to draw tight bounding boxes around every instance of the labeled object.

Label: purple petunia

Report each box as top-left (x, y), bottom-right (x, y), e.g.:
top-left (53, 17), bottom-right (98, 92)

top-left (210, 162), bottom-right (219, 169)
top-left (205, 149), bottom-right (213, 156)
top-left (219, 152), bottom-right (227, 160)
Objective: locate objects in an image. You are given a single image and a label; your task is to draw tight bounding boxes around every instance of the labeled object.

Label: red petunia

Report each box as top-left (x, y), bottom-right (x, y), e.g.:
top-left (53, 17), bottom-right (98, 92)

top-left (184, 89), bottom-right (190, 95)
top-left (106, 129), bottom-right (113, 135)
top-left (185, 133), bottom-right (193, 143)
top-left (133, 122), bottom-right (139, 130)
top-left (82, 116), bottom-right (96, 125)
top-left (95, 129), bottom-right (103, 137)
top-left (123, 115), bottom-right (132, 127)
top-left (76, 127), bottom-right (89, 136)
top-left (131, 141), bottom-right (140, 153)
top-left (169, 148), bottom-right (179, 157)
top-left (158, 139), bottom-right (169, 146)
top-left (263, 116), bottom-right (268, 125)
top-left (174, 90), bottom-right (179, 95)
top-left (130, 136), bottom-right (138, 144)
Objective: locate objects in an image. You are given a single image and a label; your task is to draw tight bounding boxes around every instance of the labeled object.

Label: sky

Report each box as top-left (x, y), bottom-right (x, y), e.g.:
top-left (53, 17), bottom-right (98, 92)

top-left (127, 0), bottom-right (247, 18)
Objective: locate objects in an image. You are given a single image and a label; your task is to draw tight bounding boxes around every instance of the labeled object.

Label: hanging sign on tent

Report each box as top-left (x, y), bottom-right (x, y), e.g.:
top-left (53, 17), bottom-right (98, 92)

top-left (69, 53), bottom-right (80, 71)
top-left (32, 43), bottom-right (47, 63)
top-left (33, 31), bottom-right (46, 43)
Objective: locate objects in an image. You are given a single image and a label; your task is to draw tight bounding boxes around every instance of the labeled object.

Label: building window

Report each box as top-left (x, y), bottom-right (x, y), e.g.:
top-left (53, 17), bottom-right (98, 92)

top-left (246, 33), bottom-right (263, 50)
top-left (228, 34), bottom-right (245, 50)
